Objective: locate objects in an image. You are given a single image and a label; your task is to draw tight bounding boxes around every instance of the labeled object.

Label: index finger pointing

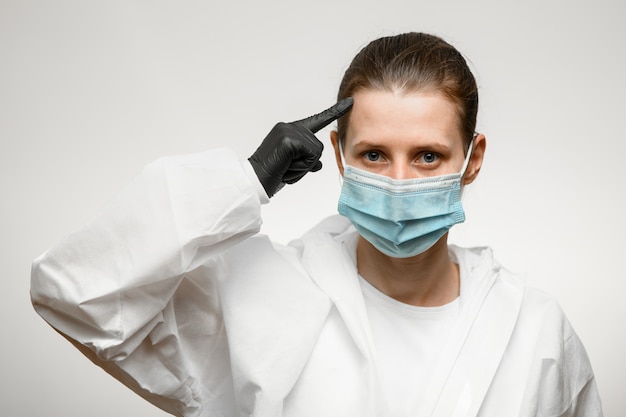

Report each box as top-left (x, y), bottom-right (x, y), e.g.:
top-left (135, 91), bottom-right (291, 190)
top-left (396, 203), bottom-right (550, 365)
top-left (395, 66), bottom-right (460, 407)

top-left (294, 97), bottom-right (354, 133)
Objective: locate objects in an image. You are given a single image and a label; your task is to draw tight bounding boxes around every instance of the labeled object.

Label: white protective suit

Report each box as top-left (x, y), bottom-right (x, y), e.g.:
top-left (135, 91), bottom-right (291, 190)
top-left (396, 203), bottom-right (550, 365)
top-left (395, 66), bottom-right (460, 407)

top-left (31, 148), bottom-right (603, 417)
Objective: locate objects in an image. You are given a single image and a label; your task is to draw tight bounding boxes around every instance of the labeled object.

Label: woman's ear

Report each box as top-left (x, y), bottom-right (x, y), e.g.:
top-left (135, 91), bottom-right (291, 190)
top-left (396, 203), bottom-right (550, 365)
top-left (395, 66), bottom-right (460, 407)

top-left (330, 130), bottom-right (345, 176)
top-left (463, 133), bottom-right (486, 185)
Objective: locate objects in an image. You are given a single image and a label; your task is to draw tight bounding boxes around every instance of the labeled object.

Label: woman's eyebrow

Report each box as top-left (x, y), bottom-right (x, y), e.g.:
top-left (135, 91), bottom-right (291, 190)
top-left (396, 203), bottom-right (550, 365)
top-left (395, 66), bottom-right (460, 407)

top-left (350, 139), bottom-right (385, 148)
top-left (411, 142), bottom-right (451, 152)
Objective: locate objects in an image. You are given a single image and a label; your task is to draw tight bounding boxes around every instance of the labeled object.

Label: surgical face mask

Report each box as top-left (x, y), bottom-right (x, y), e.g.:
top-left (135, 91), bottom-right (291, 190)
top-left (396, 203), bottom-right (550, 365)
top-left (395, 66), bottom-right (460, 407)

top-left (337, 141), bottom-right (474, 258)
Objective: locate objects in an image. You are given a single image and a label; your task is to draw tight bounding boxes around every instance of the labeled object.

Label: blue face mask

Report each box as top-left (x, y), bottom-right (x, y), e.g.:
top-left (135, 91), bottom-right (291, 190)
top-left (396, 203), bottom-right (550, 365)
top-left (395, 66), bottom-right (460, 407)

top-left (338, 142), bottom-right (473, 258)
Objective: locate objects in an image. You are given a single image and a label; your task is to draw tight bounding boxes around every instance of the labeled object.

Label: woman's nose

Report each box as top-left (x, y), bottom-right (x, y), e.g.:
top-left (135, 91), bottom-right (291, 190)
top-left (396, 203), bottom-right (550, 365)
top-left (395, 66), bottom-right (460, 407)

top-left (389, 162), bottom-right (415, 180)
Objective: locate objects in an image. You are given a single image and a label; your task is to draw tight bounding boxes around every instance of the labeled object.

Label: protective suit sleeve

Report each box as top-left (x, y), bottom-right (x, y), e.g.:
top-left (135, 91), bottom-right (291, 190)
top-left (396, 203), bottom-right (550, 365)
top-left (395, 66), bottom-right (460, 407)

top-left (30, 148), bottom-right (264, 414)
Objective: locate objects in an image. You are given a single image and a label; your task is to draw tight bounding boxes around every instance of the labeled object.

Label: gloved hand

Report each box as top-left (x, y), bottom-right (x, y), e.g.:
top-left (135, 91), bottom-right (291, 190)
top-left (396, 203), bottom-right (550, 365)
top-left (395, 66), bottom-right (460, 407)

top-left (249, 97), bottom-right (353, 197)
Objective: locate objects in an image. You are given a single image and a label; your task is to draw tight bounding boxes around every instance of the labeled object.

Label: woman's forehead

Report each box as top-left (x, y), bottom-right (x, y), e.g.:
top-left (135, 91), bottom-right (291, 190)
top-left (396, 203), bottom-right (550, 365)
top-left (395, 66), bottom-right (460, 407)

top-left (345, 89), bottom-right (464, 147)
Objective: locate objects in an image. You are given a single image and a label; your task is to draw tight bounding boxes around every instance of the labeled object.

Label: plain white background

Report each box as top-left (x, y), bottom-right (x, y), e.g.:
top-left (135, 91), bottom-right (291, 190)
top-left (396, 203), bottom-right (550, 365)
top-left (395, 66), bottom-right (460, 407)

top-left (1, 0), bottom-right (624, 415)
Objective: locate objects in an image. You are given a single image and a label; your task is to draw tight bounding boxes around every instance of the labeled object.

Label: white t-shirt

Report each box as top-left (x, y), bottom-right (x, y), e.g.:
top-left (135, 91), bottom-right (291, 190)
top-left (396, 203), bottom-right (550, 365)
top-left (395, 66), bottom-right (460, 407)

top-left (359, 271), bottom-right (462, 416)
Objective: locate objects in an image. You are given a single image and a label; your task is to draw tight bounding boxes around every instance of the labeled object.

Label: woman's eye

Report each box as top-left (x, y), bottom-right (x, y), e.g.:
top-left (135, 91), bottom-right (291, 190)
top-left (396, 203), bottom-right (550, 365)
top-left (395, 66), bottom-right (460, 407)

top-left (365, 151), bottom-right (381, 162)
top-left (421, 152), bottom-right (438, 164)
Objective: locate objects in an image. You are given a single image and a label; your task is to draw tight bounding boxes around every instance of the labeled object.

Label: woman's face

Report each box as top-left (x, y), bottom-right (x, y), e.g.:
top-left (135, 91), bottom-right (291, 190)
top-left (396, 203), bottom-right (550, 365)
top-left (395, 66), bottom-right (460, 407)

top-left (331, 89), bottom-right (485, 184)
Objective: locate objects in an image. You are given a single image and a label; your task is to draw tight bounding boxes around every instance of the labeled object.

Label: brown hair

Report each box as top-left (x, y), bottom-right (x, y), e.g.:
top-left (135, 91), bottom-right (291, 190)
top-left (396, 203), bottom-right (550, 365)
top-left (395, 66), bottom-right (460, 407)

top-left (337, 32), bottom-right (478, 151)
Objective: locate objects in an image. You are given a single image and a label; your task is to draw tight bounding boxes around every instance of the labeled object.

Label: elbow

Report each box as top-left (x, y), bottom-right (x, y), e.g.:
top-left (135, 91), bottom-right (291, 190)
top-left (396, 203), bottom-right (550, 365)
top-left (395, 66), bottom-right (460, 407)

top-left (30, 251), bottom-right (59, 313)
top-left (30, 253), bottom-right (131, 361)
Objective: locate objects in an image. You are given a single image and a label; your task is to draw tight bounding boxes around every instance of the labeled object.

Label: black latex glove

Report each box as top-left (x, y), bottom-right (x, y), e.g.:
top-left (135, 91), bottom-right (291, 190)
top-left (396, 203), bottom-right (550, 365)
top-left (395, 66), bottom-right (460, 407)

top-left (249, 97), bottom-right (353, 197)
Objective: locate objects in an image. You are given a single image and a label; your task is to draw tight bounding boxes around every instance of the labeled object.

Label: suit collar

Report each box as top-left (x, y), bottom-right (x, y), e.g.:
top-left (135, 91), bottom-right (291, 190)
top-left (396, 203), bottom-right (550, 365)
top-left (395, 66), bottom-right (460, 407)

top-left (300, 219), bottom-right (525, 417)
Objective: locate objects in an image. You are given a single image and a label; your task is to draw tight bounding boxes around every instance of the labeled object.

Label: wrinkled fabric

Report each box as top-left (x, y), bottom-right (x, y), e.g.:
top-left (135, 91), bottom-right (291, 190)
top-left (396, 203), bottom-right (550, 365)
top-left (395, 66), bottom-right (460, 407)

top-left (31, 148), bottom-right (602, 417)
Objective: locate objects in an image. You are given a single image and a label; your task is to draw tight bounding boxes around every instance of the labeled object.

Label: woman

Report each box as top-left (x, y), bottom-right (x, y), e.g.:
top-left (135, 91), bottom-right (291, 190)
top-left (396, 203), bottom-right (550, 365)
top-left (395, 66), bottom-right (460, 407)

top-left (31, 33), bottom-right (602, 416)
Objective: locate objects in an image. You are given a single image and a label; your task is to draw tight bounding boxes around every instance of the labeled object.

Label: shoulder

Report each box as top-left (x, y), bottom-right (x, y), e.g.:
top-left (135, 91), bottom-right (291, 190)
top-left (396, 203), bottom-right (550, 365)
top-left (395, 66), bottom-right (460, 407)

top-left (296, 215), bottom-right (354, 241)
top-left (287, 215), bottom-right (355, 251)
top-left (451, 245), bottom-right (571, 328)
top-left (221, 215), bottom-right (353, 278)
top-left (450, 245), bottom-right (526, 296)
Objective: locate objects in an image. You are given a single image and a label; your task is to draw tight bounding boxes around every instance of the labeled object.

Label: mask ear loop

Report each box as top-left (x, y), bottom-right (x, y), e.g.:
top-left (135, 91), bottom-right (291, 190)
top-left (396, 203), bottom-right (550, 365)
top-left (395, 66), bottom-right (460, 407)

top-left (460, 138), bottom-right (475, 177)
top-left (338, 138), bottom-right (347, 167)
top-left (337, 138), bottom-right (347, 186)
top-left (459, 134), bottom-right (478, 195)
